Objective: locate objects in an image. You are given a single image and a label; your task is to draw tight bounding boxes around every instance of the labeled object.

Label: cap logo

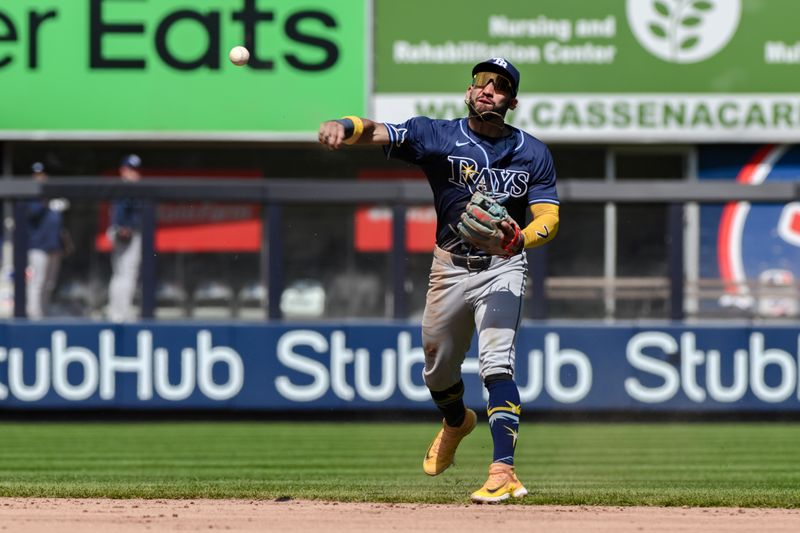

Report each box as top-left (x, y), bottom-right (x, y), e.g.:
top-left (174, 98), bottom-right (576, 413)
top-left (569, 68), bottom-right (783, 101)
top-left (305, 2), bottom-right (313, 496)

top-left (489, 57), bottom-right (508, 68)
top-left (123, 154), bottom-right (142, 168)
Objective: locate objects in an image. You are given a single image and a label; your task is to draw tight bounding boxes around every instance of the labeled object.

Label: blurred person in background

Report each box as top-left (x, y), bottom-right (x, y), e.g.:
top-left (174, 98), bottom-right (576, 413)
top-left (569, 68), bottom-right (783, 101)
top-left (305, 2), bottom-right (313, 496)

top-left (26, 162), bottom-right (71, 319)
top-left (107, 154), bottom-right (143, 323)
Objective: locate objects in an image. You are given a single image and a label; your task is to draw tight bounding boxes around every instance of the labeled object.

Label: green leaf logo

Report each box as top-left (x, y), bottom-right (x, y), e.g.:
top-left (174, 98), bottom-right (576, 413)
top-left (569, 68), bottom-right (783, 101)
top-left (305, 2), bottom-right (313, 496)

top-left (644, 0), bottom-right (710, 56)
top-left (631, 0), bottom-right (740, 63)
top-left (680, 36), bottom-right (700, 50)
top-left (681, 16), bottom-right (702, 27)
top-left (649, 23), bottom-right (668, 38)
top-left (654, 0), bottom-right (671, 17)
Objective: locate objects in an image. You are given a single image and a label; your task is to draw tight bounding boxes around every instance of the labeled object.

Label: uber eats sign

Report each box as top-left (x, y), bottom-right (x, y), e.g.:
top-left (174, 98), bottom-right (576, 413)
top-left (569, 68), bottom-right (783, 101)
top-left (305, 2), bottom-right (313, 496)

top-left (0, 0), bottom-right (366, 139)
top-left (374, 0), bottom-right (800, 142)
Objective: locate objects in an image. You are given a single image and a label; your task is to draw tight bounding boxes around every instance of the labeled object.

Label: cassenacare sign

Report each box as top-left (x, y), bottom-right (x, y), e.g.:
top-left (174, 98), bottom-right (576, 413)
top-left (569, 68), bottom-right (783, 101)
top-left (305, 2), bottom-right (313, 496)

top-left (374, 0), bottom-right (800, 142)
top-left (0, 0), bottom-right (367, 140)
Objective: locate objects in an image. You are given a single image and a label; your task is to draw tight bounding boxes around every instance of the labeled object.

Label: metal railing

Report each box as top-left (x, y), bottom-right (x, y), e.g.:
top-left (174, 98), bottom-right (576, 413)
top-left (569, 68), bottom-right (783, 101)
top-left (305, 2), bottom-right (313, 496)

top-left (2, 177), bottom-right (798, 320)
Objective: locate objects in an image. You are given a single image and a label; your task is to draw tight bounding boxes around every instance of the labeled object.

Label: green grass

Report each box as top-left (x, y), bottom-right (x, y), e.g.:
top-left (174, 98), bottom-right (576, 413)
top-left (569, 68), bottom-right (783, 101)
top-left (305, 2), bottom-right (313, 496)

top-left (0, 421), bottom-right (799, 506)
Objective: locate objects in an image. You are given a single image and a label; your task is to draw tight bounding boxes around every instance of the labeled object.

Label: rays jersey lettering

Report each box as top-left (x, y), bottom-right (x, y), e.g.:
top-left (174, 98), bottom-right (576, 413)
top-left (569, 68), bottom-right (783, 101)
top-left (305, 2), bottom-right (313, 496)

top-left (447, 156), bottom-right (529, 201)
top-left (384, 117), bottom-right (558, 252)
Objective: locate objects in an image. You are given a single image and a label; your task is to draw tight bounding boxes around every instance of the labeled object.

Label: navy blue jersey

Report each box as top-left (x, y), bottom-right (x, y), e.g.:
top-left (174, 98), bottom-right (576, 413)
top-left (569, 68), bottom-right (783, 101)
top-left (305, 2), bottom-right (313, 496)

top-left (383, 117), bottom-right (558, 254)
top-left (110, 198), bottom-right (143, 231)
top-left (26, 200), bottom-right (63, 252)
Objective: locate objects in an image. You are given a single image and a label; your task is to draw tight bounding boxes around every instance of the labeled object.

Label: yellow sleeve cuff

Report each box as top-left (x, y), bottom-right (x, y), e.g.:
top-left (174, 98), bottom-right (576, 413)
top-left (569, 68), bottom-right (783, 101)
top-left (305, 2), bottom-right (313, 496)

top-left (521, 203), bottom-right (559, 248)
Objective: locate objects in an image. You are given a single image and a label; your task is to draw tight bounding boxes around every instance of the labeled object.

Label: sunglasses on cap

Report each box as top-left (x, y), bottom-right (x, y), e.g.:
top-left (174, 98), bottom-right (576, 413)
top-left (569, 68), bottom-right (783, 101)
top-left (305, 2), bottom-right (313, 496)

top-left (472, 72), bottom-right (514, 95)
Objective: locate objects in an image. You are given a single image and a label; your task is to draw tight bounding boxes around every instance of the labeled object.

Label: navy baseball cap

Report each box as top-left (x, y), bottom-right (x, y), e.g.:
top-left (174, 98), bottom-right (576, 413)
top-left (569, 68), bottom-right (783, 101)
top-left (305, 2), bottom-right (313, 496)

top-left (120, 154), bottom-right (142, 169)
top-left (31, 162), bottom-right (46, 174)
top-left (472, 58), bottom-right (520, 96)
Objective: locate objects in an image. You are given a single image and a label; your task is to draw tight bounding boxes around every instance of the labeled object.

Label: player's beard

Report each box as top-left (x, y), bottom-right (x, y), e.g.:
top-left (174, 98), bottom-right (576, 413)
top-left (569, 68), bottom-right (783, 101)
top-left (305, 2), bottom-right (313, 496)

top-left (464, 94), bottom-right (509, 131)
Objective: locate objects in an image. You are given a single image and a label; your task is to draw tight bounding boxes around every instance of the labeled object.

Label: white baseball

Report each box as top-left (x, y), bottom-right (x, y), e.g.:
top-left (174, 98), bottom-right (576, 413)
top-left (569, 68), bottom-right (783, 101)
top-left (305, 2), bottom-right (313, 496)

top-left (229, 45), bottom-right (250, 66)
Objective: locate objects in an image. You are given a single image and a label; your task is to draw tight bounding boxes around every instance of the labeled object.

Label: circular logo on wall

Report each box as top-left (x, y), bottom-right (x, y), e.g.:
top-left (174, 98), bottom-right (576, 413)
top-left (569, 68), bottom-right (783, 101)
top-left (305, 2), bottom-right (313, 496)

top-left (626, 0), bottom-right (741, 63)
top-left (717, 144), bottom-right (800, 317)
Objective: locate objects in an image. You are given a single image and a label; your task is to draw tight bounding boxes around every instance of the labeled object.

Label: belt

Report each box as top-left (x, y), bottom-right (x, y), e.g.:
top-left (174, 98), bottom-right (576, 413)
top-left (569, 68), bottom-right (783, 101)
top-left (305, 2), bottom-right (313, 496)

top-left (449, 253), bottom-right (493, 272)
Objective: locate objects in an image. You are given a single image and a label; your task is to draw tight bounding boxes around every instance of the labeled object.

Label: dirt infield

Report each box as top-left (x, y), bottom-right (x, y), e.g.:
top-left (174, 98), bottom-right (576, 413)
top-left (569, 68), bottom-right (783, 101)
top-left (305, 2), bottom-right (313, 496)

top-left (1, 498), bottom-right (799, 532)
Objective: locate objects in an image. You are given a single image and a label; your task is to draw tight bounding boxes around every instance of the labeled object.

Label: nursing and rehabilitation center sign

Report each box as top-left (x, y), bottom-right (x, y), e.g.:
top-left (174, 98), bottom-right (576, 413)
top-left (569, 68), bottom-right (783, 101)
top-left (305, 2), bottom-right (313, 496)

top-left (373, 0), bottom-right (800, 142)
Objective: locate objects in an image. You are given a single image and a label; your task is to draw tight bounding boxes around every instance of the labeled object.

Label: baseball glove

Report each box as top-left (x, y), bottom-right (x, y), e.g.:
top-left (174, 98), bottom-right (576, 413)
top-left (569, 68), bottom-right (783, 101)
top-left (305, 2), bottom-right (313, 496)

top-left (456, 191), bottom-right (524, 256)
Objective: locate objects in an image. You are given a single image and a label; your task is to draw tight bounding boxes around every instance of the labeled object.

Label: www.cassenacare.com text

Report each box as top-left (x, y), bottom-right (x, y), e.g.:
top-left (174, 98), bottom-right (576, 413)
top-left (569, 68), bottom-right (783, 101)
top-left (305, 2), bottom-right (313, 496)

top-left (522, 99), bottom-right (800, 129)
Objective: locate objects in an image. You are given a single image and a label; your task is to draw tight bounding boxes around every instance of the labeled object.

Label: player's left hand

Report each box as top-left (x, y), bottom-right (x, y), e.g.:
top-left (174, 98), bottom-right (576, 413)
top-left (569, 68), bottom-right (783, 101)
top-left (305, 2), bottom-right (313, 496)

top-left (318, 121), bottom-right (346, 150)
top-left (115, 226), bottom-right (133, 243)
top-left (456, 191), bottom-right (524, 256)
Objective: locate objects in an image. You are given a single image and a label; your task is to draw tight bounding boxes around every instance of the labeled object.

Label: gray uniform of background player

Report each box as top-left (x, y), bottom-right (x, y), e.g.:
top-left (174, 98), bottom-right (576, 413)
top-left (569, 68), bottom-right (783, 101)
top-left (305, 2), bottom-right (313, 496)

top-left (108, 155), bottom-right (144, 323)
top-left (25, 163), bottom-right (69, 319)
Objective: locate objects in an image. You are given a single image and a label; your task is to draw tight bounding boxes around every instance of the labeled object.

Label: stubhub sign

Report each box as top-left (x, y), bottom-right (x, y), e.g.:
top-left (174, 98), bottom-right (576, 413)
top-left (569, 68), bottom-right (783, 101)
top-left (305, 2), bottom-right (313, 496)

top-left (1, 323), bottom-right (799, 411)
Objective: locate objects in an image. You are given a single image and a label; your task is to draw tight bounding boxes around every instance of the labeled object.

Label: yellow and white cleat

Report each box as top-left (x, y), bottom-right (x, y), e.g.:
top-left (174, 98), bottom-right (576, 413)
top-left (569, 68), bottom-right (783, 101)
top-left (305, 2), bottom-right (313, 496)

top-left (422, 408), bottom-right (478, 476)
top-left (470, 462), bottom-right (528, 503)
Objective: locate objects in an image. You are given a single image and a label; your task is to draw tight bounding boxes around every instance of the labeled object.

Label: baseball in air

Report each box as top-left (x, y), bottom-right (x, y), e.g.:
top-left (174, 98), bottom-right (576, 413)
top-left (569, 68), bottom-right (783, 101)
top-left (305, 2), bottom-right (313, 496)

top-left (229, 46), bottom-right (250, 66)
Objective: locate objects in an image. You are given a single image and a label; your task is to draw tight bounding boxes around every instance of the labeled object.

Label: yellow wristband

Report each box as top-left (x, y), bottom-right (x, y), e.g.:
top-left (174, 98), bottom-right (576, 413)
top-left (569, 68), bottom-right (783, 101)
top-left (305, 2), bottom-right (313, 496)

top-left (341, 115), bottom-right (364, 145)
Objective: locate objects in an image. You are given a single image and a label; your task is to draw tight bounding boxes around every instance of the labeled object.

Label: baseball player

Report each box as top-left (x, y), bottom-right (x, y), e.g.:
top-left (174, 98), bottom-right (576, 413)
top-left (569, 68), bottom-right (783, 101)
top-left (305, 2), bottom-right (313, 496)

top-left (107, 154), bottom-right (144, 323)
top-left (25, 162), bottom-right (70, 319)
top-left (318, 57), bottom-right (559, 503)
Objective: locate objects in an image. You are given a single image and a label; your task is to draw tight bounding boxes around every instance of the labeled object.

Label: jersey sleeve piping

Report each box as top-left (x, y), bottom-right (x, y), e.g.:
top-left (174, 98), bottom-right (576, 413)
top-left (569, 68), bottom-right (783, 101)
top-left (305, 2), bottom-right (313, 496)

top-left (528, 198), bottom-right (560, 205)
top-left (386, 123), bottom-right (397, 144)
top-left (514, 129), bottom-right (525, 152)
top-left (384, 123), bottom-right (398, 158)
